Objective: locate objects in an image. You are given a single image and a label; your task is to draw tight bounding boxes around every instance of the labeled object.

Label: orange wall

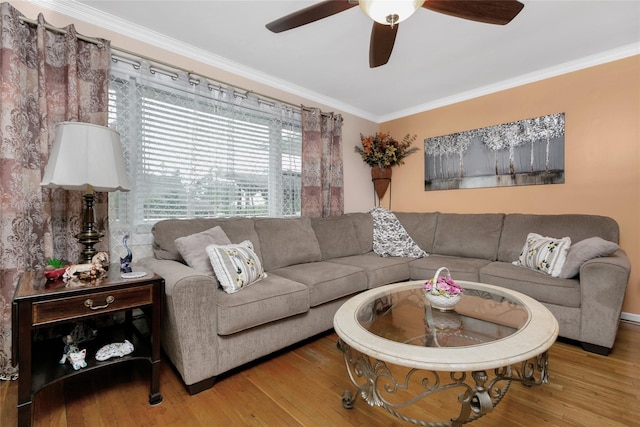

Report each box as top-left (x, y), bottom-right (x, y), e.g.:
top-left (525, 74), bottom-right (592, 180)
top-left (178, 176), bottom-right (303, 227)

top-left (378, 56), bottom-right (640, 315)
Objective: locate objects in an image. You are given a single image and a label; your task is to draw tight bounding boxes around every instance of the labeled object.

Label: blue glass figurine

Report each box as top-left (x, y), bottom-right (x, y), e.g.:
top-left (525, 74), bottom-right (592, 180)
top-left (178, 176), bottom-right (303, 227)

top-left (120, 234), bottom-right (133, 273)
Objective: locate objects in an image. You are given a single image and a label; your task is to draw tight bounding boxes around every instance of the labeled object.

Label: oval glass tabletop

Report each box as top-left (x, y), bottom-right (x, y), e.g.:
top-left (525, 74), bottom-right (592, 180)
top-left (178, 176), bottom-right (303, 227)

top-left (334, 280), bottom-right (559, 371)
top-left (357, 284), bottom-right (529, 349)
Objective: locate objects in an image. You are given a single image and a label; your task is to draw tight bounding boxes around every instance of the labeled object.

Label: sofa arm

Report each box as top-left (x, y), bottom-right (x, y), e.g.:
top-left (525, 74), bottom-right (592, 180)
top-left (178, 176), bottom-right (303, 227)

top-left (138, 257), bottom-right (221, 388)
top-left (578, 250), bottom-right (631, 350)
top-left (138, 257), bottom-right (218, 297)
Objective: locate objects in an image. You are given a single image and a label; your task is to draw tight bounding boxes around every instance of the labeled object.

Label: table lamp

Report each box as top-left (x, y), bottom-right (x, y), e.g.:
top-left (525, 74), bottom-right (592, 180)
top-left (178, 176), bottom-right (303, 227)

top-left (41, 122), bottom-right (131, 263)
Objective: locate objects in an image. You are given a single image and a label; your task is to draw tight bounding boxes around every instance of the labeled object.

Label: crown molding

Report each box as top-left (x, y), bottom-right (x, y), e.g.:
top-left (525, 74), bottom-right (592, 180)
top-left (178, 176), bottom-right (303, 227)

top-left (27, 0), bottom-right (640, 124)
top-left (378, 43), bottom-right (640, 123)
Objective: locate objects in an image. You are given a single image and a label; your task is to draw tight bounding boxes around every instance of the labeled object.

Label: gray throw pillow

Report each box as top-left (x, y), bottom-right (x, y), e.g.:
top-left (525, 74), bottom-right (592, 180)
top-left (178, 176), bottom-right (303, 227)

top-left (559, 237), bottom-right (619, 279)
top-left (175, 226), bottom-right (232, 275)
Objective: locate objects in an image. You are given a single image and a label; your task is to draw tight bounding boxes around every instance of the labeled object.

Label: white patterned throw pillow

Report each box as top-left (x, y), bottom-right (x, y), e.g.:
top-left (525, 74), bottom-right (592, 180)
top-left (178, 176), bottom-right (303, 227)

top-left (206, 240), bottom-right (267, 293)
top-left (370, 207), bottom-right (428, 258)
top-left (514, 232), bottom-right (571, 277)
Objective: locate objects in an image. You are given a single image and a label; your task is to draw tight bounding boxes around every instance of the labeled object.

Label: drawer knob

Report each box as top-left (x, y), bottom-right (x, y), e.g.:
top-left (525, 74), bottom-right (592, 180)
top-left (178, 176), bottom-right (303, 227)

top-left (84, 295), bottom-right (115, 310)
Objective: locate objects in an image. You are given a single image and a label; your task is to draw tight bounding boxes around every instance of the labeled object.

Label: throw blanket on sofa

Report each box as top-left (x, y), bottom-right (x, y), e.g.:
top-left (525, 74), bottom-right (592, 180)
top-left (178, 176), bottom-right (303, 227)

top-left (370, 207), bottom-right (428, 258)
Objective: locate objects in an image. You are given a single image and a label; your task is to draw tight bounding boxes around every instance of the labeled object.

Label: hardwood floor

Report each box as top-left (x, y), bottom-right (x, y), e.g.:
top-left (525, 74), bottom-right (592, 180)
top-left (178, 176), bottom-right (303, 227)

top-left (2, 321), bottom-right (638, 426)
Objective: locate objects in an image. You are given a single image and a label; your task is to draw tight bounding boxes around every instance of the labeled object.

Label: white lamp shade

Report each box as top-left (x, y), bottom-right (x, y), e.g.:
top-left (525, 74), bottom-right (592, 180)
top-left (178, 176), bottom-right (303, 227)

top-left (41, 122), bottom-right (131, 192)
top-left (359, 0), bottom-right (423, 25)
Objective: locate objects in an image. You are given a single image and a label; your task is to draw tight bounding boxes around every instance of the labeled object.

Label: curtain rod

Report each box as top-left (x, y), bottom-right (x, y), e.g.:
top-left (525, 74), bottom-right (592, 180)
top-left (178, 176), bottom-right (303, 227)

top-left (18, 15), bottom-right (105, 46)
top-left (109, 45), bottom-right (307, 114)
top-left (17, 15), bottom-right (333, 117)
top-left (111, 46), bottom-right (337, 118)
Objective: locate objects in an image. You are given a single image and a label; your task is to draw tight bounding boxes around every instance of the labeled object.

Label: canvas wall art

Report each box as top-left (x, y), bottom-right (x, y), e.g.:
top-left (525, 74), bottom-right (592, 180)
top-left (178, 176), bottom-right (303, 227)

top-left (424, 113), bottom-right (565, 191)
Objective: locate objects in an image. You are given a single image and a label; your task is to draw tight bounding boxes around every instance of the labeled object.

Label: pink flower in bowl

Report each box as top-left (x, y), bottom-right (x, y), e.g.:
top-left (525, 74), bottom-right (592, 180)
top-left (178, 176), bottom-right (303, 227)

top-left (424, 276), bottom-right (464, 297)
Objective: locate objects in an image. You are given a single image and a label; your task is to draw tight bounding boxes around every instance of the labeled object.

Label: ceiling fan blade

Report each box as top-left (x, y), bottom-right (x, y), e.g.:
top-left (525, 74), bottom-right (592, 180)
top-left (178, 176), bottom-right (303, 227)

top-left (422, 0), bottom-right (524, 25)
top-left (266, 0), bottom-right (357, 33)
top-left (370, 22), bottom-right (398, 68)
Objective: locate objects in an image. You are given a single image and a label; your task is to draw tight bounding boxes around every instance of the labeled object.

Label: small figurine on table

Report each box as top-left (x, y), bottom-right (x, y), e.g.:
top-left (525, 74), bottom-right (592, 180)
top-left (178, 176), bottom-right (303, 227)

top-left (92, 251), bottom-right (110, 271)
top-left (59, 335), bottom-right (87, 370)
top-left (63, 258), bottom-right (106, 287)
top-left (120, 234), bottom-right (133, 273)
top-left (67, 349), bottom-right (87, 370)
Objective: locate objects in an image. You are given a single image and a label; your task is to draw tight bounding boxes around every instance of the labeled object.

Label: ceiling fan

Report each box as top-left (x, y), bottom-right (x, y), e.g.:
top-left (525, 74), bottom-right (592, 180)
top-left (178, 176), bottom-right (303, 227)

top-left (266, 0), bottom-right (524, 68)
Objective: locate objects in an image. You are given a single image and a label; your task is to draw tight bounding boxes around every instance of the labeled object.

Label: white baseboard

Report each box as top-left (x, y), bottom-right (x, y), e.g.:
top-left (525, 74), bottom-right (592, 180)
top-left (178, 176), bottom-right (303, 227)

top-left (621, 312), bottom-right (640, 324)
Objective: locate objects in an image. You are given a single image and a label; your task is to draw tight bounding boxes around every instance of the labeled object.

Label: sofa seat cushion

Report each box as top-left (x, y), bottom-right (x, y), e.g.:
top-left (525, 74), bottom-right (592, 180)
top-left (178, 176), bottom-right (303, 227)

top-left (271, 262), bottom-right (367, 307)
top-left (216, 273), bottom-right (309, 335)
top-left (409, 255), bottom-right (491, 282)
top-left (479, 262), bottom-right (580, 308)
top-left (329, 253), bottom-right (411, 288)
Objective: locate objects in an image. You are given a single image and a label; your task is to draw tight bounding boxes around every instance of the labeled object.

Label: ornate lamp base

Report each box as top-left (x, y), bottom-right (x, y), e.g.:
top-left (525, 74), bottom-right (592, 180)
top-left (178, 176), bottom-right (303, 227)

top-left (77, 191), bottom-right (103, 264)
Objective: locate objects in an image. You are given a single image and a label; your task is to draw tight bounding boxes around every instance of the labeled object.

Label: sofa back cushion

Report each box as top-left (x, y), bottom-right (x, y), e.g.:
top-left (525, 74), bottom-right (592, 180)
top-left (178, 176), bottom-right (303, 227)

top-left (498, 213), bottom-right (620, 263)
top-left (433, 213), bottom-right (505, 260)
top-left (152, 217), bottom-right (260, 262)
top-left (254, 217), bottom-right (322, 271)
top-left (394, 212), bottom-right (439, 253)
top-left (345, 212), bottom-right (374, 254)
top-left (311, 216), bottom-right (362, 260)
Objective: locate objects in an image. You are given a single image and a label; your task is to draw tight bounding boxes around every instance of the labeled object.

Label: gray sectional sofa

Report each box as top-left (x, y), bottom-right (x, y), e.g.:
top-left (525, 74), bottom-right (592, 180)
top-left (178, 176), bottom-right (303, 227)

top-left (140, 211), bottom-right (631, 394)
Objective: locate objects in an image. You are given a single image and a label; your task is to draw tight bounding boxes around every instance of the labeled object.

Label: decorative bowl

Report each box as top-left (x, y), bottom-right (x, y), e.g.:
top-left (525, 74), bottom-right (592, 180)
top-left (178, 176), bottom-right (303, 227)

top-left (423, 266), bottom-right (464, 311)
top-left (424, 293), bottom-right (461, 311)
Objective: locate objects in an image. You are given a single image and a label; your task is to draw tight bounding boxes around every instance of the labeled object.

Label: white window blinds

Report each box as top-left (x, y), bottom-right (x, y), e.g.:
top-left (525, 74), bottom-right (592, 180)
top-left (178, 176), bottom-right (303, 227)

top-left (108, 59), bottom-right (302, 249)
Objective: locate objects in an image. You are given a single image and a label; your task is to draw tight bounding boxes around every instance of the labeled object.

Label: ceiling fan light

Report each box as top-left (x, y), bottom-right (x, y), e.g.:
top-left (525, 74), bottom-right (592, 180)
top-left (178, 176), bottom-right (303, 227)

top-left (359, 0), bottom-right (423, 26)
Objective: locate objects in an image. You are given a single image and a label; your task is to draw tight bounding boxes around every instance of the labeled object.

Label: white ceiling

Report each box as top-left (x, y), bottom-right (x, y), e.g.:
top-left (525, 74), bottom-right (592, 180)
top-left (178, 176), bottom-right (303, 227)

top-left (44, 1), bottom-right (640, 122)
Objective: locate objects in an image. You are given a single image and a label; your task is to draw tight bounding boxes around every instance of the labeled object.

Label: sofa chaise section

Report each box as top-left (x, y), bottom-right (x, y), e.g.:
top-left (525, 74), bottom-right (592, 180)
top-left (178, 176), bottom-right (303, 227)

top-left (479, 213), bottom-right (630, 353)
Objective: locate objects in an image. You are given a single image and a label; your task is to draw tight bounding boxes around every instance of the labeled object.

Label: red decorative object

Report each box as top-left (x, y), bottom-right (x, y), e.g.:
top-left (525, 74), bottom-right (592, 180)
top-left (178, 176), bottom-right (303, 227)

top-left (371, 165), bottom-right (392, 200)
top-left (44, 267), bottom-right (67, 281)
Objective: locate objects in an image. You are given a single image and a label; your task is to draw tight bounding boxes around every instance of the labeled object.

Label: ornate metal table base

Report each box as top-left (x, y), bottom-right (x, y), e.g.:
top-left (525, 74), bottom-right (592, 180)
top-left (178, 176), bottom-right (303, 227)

top-left (338, 339), bottom-right (549, 427)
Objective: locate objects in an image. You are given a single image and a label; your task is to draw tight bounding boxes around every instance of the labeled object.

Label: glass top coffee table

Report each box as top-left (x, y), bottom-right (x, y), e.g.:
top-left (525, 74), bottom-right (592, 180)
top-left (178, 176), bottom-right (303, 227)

top-left (333, 280), bottom-right (559, 427)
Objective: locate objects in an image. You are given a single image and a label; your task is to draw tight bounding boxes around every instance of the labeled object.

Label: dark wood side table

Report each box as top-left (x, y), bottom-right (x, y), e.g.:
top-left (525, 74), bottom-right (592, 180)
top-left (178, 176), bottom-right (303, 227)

top-left (11, 265), bottom-right (164, 427)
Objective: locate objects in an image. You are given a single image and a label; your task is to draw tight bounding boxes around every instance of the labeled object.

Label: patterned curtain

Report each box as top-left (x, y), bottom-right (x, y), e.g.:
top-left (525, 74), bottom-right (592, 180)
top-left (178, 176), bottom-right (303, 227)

top-left (0, 3), bottom-right (111, 379)
top-left (301, 107), bottom-right (344, 217)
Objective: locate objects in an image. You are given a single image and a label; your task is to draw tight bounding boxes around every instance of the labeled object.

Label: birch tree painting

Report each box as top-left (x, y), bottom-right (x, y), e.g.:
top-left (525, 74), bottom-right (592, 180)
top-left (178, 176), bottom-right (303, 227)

top-left (424, 113), bottom-right (564, 191)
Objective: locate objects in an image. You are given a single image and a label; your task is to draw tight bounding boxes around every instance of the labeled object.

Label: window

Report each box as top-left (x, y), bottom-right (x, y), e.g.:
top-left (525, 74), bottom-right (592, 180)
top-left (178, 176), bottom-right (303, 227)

top-left (108, 59), bottom-right (302, 246)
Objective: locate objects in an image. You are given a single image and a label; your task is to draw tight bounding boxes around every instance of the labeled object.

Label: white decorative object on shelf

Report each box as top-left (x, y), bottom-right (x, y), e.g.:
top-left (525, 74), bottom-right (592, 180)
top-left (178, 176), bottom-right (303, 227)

top-left (96, 340), bottom-right (135, 361)
top-left (121, 271), bottom-right (146, 279)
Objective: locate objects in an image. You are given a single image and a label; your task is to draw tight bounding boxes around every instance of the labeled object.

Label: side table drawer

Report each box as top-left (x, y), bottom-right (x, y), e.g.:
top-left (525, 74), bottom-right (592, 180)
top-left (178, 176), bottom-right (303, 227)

top-left (32, 285), bottom-right (154, 326)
